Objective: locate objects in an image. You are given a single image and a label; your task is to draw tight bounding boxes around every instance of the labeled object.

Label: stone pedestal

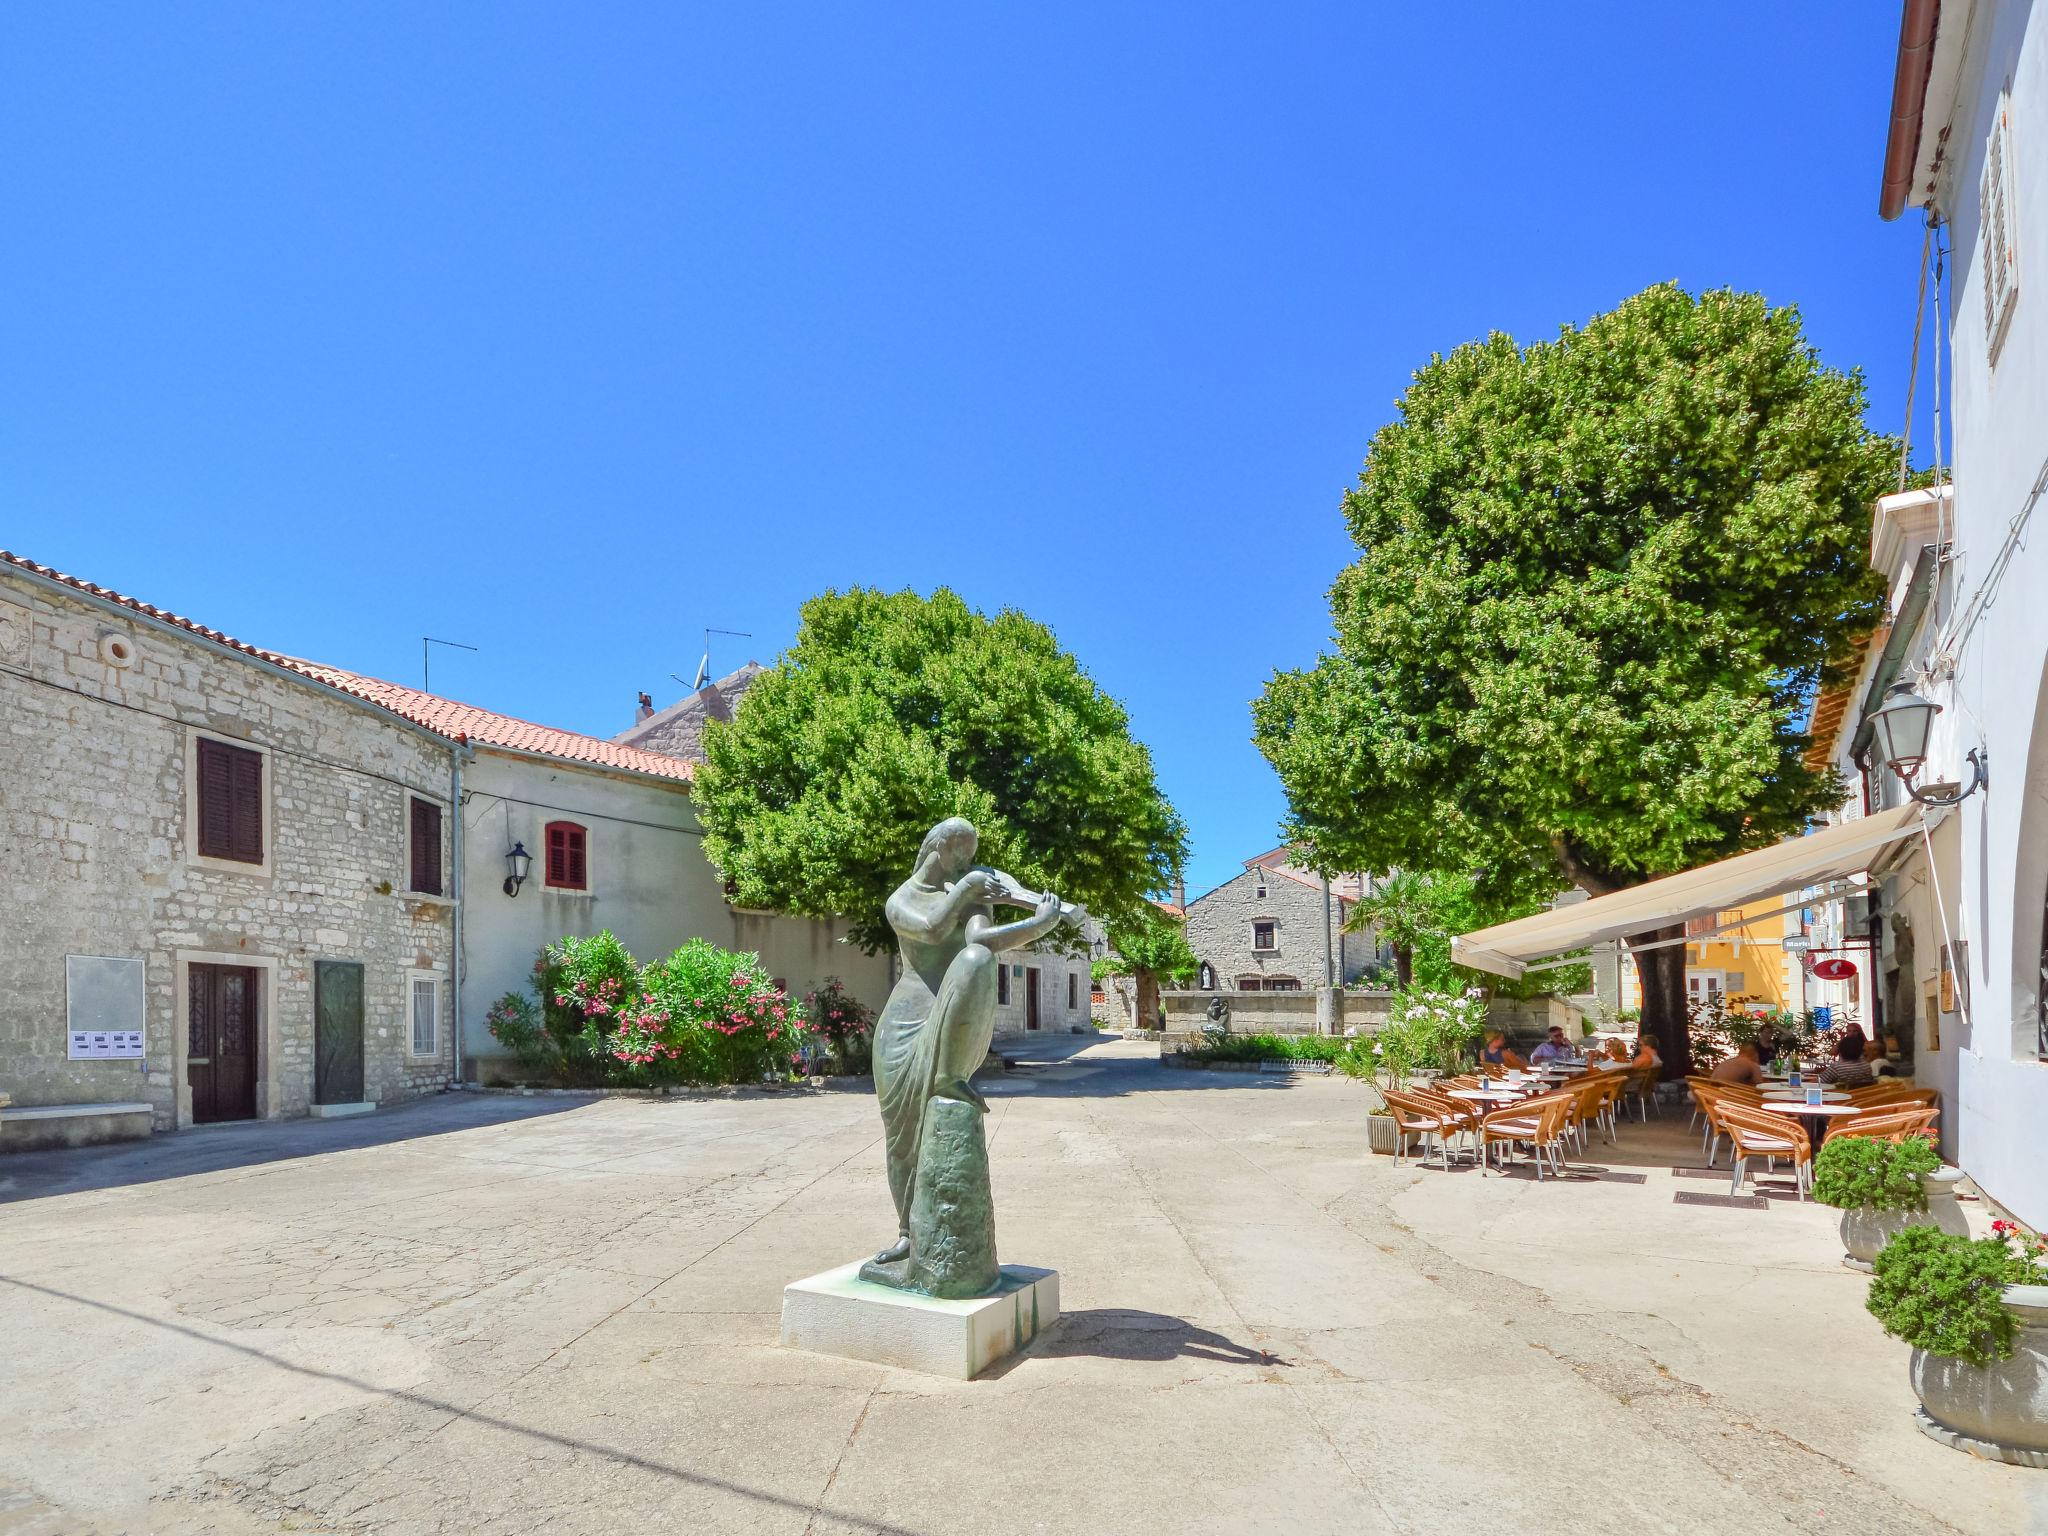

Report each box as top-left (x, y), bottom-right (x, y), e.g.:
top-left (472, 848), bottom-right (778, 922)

top-left (781, 1261), bottom-right (1059, 1380)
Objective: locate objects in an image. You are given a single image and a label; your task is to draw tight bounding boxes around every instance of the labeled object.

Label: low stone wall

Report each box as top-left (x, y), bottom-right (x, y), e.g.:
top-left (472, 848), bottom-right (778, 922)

top-left (1486, 995), bottom-right (1587, 1045)
top-left (1159, 989), bottom-right (1394, 1055)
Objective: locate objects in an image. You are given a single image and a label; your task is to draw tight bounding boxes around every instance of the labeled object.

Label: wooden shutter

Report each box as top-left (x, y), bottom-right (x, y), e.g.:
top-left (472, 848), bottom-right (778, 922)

top-left (410, 798), bottom-right (443, 895)
top-left (544, 822), bottom-right (586, 889)
top-left (197, 738), bottom-right (263, 863)
top-left (1983, 91), bottom-right (2021, 362)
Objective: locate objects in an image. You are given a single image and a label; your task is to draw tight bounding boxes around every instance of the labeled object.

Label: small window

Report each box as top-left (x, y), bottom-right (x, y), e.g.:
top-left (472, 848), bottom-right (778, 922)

top-left (409, 797), bottom-right (444, 895)
top-left (1236, 977), bottom-right (1263, 992)
top-left (410, 974), bottom-right (440, 1057)
top-left (997, 966), bottom-right (1011, 1006)
top-left (1067, 972), bottom-right (1078, 1010)
top-left (1266, 977), bottom-right (1301, 992)
top-left (545, 821), bottom-right (588, 890)
top-left (1252, 920), bottom-right (1276, 952)
top-left (196, 738), bottom-right (264, 864)
top-left (1255, 881), bottom-right (1267, 899)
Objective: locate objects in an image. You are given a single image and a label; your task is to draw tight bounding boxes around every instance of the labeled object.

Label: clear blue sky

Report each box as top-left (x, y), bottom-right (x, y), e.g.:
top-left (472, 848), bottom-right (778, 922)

top-left (2, 3), bottom-right (1930, 900)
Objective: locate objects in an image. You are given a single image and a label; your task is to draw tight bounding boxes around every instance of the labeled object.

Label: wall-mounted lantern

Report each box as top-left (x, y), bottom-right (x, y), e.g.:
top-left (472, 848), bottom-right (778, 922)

top-left (1868, 681), bottom-right (1987, 806)
top-left (503, 841), bottom-right (532, 897)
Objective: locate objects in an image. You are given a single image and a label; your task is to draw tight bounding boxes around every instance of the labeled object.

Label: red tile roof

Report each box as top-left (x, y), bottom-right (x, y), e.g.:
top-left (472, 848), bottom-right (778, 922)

top-left (288, 663), bottom-right (696, 783)
top-left (1, 550), bottom-right (694, 784)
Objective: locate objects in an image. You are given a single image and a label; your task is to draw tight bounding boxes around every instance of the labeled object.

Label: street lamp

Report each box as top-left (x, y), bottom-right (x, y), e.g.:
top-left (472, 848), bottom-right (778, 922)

top-left (503, 841), bottom-right (532, 897)
top-left (1867, 681), bottom-right (1986, 806)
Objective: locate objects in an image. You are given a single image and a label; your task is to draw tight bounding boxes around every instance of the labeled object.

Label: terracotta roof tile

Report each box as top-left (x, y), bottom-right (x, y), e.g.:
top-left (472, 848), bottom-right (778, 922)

top-left (288, 663), bottom-right (696, 783)
top-left (1, 550), bottom-right (694, 784)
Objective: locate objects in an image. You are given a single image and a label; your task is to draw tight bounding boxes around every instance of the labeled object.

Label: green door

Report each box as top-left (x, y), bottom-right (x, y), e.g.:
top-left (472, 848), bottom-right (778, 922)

top-left (314, 960), bottom-right (365, 1105)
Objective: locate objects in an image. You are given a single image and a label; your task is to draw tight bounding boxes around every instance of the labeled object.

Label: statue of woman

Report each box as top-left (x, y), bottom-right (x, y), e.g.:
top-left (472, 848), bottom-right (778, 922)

top-left (869, 816), bottom-right (1069, 1267)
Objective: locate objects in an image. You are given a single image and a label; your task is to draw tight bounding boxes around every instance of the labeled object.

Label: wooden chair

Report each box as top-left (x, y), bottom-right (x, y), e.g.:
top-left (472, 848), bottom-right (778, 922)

top-left (1382, 1089), bottom-right (1468, 1171)
top-left (1411, 1086), bottom-right (1482, 1158)
top-left (1477, 1061), bottom-right (1507, 1079)
top-left (1693, 1082), bottom-right (1761, 1164)
top-left (1479, 1092), bottom-right (1573, 1180)
top-left (1718, 1104), bottom-right (1812, 1198)
top-left (1621, 1064), bottom-right (1660, 1121)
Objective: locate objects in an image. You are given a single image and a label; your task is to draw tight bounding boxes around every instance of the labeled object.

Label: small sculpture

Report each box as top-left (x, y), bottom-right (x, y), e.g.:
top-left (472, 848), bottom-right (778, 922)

top-left (1203, 994), bottom-right (1232, 1035)
top-left (861, 817), bottom-right (1075, 1297)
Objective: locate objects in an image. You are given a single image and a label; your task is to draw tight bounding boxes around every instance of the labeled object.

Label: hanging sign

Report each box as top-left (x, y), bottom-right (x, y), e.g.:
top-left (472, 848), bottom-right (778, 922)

top-left (1811, 958), bottom-right (1857, 981)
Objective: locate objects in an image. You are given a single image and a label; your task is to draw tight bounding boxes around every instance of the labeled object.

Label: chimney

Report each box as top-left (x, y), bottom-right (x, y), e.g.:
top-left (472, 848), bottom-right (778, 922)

top-left (697, 682), bottom-right (732, 722)
top-left (636, 691), bottom-right (654, 723)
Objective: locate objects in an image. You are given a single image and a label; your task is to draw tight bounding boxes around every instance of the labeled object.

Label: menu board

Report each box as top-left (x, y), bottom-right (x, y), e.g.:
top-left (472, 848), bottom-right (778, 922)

top-left (65, 955), bottom-right (146, 1060)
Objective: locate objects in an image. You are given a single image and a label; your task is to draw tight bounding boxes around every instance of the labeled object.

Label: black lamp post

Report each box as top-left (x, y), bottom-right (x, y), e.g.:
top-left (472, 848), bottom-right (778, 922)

top-left (503, 841), bottom-right (532, 897)
top-left (1868, 681), bottom-right (1986, 806)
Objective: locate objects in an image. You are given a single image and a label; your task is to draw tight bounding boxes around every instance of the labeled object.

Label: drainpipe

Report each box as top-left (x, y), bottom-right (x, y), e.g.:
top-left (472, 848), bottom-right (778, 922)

top-left (450, 735), bottom-right (472, 1088)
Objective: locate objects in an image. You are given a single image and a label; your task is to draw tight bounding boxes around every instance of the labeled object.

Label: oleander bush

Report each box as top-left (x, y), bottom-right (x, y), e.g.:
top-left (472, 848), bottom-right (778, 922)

top-left (1812, 1134), bottom-right (1942, 1213)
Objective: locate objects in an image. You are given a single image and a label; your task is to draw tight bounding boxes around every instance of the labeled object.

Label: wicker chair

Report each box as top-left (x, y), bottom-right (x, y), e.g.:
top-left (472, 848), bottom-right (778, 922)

top-left (1825, 1105), bottom-right (1939, 1144)
top-left (1620, 1064), bottom-right (1660, 1121)
top-left (1718, 1104), bottom-right (1812, 1197)
top-left (1479, 1092), bottom-right (1574, 1179)
top-left (1382, 1089), bottom-right (1467, 1170)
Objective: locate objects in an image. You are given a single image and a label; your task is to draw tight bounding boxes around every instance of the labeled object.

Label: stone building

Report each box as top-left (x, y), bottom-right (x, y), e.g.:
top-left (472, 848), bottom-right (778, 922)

top-left (1184, 847), bottom-right (1386, 992)
top-left (615, 663), bottom-right (764, 759)
top-left (0, 554), bottom-right (459, 1141)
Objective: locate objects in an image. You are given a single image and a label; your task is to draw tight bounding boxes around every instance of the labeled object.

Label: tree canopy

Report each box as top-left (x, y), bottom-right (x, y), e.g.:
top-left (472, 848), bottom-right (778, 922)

top-left (1254, 284), bottom-right (1892, 1064)
top-left (695, 587), bottom-right (1187, 952)
top-left (1091, 909), bottom-right (1198, 988)
top-left (1254, 284), bottom-right (1889, 895)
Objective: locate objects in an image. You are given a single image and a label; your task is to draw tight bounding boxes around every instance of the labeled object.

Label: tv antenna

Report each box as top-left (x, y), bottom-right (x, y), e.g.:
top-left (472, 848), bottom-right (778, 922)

top-left (691, 627), bottom-right (752, 690)
top-left (422, 636), bottom-right (478, 693)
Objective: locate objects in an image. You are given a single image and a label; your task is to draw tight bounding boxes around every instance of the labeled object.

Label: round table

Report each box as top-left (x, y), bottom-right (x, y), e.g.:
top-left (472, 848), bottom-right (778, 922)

top-left (1751, 1100), bottom-right (1867, 1119)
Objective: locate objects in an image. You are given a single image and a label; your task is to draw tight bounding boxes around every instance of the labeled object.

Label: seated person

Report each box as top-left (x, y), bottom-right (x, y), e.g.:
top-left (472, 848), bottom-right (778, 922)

top-left (1477, 1030), bottom-right (1527, 1071)
top-left (1631, 1033), bottom-right (1662, 1070)
top-left (1709, 1042), bottom-right (1767, 1086)
top-left (1527, 1025), bottom-right (1578, 1066)
top-left (1753, 1021), bottom-right (1784, 1065)
top-left (1818, 1033), bottom-right (1878, 1088)
top-left (1602, 1038), bottom-right (1630, 1062)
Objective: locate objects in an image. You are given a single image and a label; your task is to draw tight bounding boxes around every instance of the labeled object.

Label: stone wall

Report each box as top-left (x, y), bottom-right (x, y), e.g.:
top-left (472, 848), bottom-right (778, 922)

top-left (1158, 988), bottom-right (1395, 1054)
top-left (1184, 867), bottom-right (1381, 991)
top-left (0, 571), bottom-right (456, 1128)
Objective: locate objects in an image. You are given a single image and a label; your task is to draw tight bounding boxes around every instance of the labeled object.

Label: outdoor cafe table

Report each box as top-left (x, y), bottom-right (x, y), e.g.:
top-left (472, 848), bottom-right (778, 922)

top-left (1751, 1100), bottom-right (1867, 1121)
top-left (1446, 1086), bottom-right (1536, 1105)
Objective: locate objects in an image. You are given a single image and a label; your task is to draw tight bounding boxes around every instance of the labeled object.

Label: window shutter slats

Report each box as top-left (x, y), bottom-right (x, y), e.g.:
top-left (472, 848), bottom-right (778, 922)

top-left (410, 798), bottom-right (443, 895)
top-left (543, 822), bottom-right (587, 890)
top-left (197, 738), bottom-right (263, 864)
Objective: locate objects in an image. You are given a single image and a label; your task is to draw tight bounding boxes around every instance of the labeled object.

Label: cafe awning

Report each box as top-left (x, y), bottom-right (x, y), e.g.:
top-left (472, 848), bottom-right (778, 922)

top-left (1450, 804), bottom-right (1941, 979)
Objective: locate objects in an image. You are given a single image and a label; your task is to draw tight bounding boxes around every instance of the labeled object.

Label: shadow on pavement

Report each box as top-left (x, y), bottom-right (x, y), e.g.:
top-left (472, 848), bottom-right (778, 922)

top-left (0, 1276), bottom-right (922, 1536)
top-left (1010, 1308), bottom-right (1290, 1370)
top-left (0, 1093), bottom-right (594, 1205)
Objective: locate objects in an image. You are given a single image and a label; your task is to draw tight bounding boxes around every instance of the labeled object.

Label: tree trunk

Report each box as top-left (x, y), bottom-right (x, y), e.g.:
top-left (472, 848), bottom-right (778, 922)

top-left (1134, 970), bottom-right (1161, 1032)
top-left (1394, 946), bottom-right (1413, 988)
top-left (1629, 925), bottom-right (1692, 1079)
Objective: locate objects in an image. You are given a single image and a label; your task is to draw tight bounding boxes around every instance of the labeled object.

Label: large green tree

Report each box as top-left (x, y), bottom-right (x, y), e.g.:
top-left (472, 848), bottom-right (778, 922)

top-left (1254, 284), bottom-right (1891, 1074)
top-left (696, 587), bottom-right (1187, 952)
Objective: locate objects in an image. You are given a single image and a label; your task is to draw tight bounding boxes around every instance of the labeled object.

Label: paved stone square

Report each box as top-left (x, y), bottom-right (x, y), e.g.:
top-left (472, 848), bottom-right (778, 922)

top-left (1, 1038), bottom-right (2040, 1535)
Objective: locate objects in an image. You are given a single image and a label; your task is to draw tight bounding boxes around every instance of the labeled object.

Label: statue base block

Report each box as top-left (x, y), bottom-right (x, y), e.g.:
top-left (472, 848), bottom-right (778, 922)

top-left (780, 1260), bottom-right (1059, 1380)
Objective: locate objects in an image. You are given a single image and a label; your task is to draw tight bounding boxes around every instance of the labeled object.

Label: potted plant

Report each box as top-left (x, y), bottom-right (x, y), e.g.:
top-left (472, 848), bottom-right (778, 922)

top-left (1811, 1134), bottom-right (1968, 1271)
top-left (1359, 1021), bottom-right (1419, 1155)
top-left (1867, 1222), bottom-right (2048, 1464)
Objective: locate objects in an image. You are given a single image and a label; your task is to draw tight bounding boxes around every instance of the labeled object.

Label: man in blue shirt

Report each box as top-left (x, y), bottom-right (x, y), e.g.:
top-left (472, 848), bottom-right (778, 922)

top-left (1528, 1025), bottom-right (1578, 1066)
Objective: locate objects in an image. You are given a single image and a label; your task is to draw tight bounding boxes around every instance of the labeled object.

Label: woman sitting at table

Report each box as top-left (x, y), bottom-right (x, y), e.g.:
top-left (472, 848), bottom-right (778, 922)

top-left (1601, 1037), bottom-right (1630, 1062)
top-left (1818, 1033), bottom-right (1878, 1089)
top-left (1478, 1031), bottom-right (1527, 1071)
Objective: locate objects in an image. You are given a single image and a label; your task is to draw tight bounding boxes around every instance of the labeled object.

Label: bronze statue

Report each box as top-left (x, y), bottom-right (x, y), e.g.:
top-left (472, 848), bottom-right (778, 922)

top-left (862, 816), bottom-right (1074, 1294)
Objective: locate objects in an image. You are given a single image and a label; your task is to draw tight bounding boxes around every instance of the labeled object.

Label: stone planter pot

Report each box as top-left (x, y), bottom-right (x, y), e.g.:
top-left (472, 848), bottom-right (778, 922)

top-left (1909, 1284), bottom-right (2048, 1466)
top-left (1367, 1114), bottom-right (1399, 1156)
top-left (1839, 1168), bottom-right (1970, 1271)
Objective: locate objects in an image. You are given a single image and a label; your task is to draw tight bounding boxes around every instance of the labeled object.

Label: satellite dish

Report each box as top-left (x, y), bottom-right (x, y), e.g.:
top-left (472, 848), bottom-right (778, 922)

top-left (1811, 957), bottom-right (1857, 981)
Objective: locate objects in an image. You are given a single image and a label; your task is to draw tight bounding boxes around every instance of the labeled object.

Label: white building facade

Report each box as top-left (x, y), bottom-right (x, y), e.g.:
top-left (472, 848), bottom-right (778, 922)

top-left (1874, 0), bottom-right (2048, 1225)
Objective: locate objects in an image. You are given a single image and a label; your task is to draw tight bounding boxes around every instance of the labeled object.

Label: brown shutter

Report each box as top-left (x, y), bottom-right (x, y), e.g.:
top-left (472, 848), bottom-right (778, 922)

top-left (546, 824), bottom-right (568, 885)
top-left (410, 798), bottom-right (443, 895)
top-left (196, 739), bottom-right (233, 858)
top-left (567, 827), bottom-right (586, 889)
top-left (197, 739), bottom-right (263, 863)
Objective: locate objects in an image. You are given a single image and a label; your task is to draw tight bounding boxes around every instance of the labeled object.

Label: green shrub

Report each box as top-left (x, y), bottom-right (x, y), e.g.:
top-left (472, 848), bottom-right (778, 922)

top-left (1867, 1226), bottom-right (2038, 1368)
top-left (537, 931), bottom-right (644, 1082)
top-left (640, 939), bottom-right (805, 1085)
top-left (1178, 1031), bottom-right (1345, 1064)
top-left (1812, 1134), bottom-right (1942, 1213)
top-left (483, 991), bottom-right (556, 1076)
top-left (805, 976), bottom-right (876, 1074)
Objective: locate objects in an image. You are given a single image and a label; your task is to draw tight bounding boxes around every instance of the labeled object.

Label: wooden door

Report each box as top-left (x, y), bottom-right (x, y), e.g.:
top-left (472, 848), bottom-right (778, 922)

top-left (188, 964), bottom-right (259, 1123)
top-left (1026, 967), bottom-right (1041, 1031)
top-left (314, 960), bottom-right (365, 1105)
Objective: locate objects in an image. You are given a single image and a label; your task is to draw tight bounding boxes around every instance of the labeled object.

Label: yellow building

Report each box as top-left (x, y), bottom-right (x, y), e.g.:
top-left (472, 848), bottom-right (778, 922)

top-left (1620, 896), bottom-right (1805, 1013)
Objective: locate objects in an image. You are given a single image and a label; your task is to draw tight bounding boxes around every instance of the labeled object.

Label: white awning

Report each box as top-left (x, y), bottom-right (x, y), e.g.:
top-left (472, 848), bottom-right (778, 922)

top-left (1450, 804), bottom-right (1941, 979)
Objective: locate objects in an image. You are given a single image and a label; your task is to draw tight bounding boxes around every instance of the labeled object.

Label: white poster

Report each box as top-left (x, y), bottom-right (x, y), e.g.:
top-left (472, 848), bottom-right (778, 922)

top-left (65, 956), bottom-right (146, 1059)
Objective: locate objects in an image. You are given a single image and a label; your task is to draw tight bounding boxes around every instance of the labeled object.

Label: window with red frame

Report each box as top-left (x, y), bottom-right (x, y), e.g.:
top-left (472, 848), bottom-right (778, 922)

top-left (544, 821), bottom-right (588, 890)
